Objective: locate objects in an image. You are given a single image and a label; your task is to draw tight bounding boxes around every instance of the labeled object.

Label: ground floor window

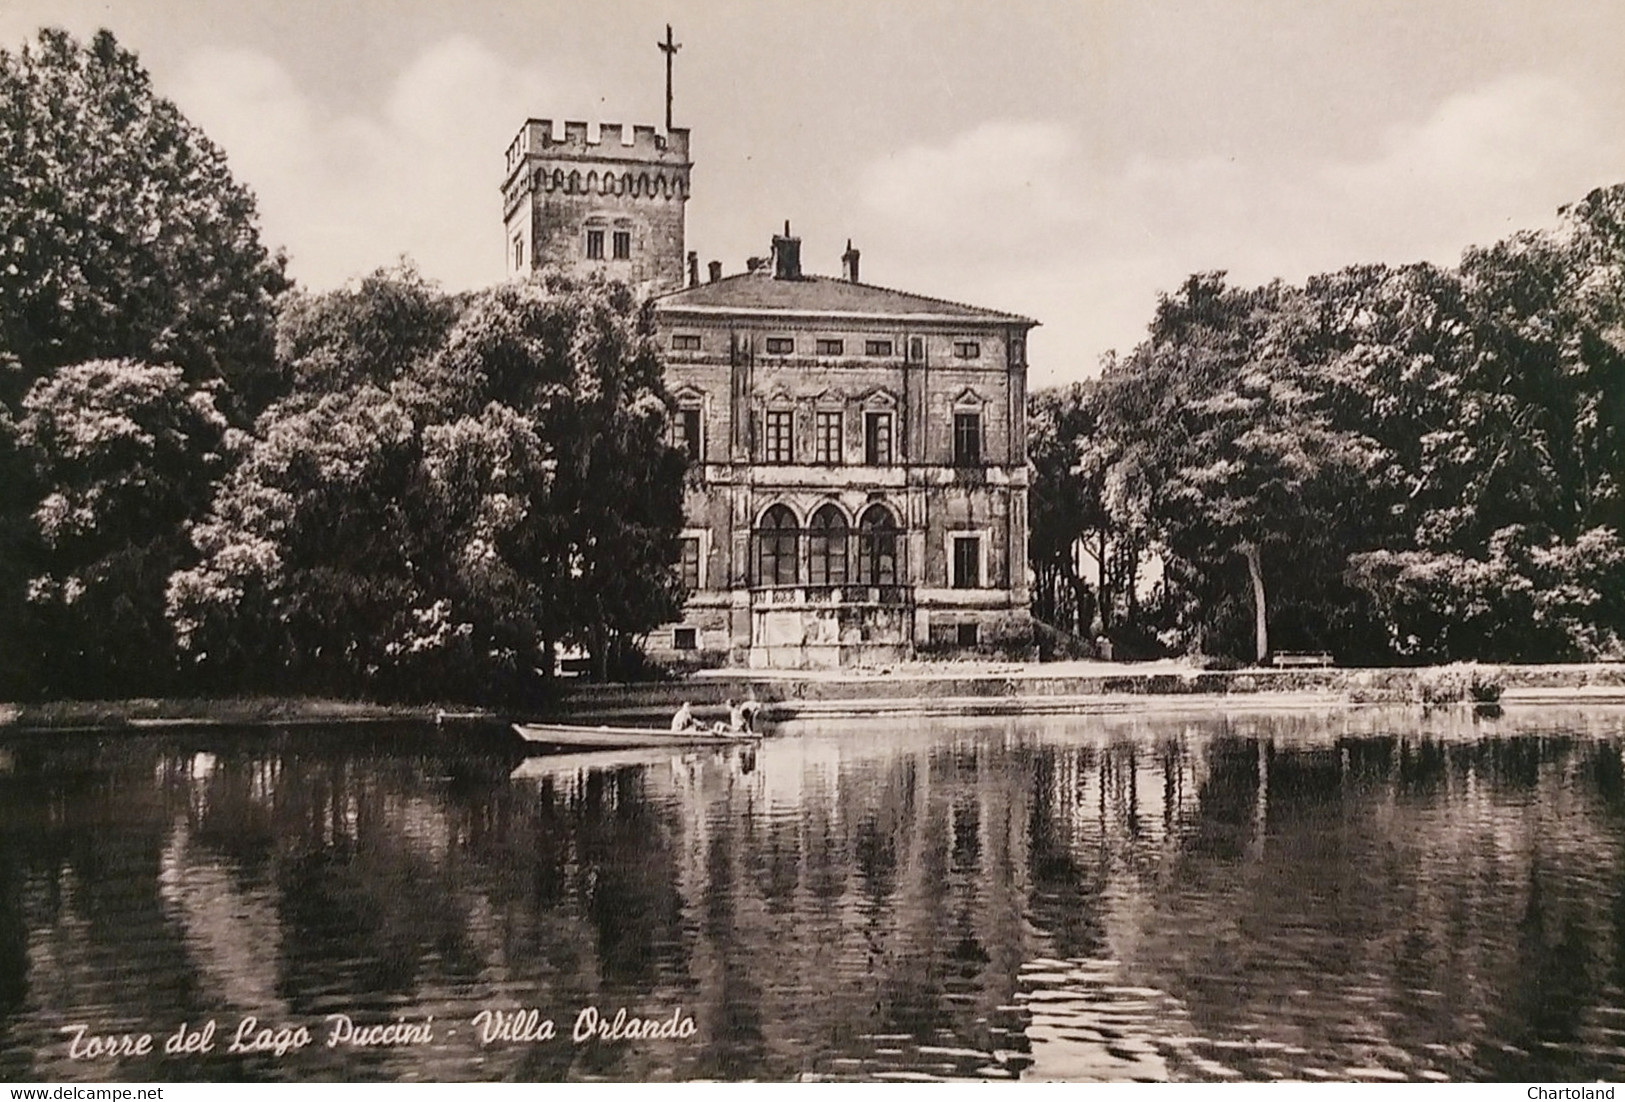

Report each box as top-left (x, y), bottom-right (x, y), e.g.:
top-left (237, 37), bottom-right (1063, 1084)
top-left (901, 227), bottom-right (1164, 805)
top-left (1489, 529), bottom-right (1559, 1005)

top-left (952, 535), bottom-right (981, 589)
top-left (808, 505), bottom-right (849, 586)
top-left (678, 536), bottom-right (701, 590)
top-left (755, 504), bottom-right (800, 586)
top-left (857, 504), bottom-right (899, 586)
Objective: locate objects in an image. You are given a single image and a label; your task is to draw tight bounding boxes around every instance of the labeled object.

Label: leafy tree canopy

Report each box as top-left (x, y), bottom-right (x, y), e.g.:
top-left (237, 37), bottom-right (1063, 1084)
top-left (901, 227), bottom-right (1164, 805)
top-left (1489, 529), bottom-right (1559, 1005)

top-left (0, 28), bottom-right (288, 414)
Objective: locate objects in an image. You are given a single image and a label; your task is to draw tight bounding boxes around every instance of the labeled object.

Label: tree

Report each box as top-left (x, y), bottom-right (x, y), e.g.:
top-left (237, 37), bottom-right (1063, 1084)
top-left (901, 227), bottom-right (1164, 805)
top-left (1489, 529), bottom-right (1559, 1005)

top-left (17, 360), bottom-right (232, 697)
top-left (169, 270), bottom-right (688, 701)
top-left (0, 28), bottom-right (288, 414)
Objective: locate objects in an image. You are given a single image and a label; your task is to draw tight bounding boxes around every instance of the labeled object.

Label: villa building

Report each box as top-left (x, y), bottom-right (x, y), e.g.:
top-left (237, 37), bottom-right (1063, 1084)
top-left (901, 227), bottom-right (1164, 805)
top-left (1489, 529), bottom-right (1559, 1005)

top-left (502, 117), bottom-right (1035, 667)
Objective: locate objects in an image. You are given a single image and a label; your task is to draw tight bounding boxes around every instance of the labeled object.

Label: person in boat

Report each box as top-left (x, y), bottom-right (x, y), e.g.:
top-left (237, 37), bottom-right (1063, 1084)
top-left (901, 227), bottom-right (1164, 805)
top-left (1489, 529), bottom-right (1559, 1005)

top-left (671, 701), bottom-right (698, 732)
top-left (731, 699), bottom-right (761, 734)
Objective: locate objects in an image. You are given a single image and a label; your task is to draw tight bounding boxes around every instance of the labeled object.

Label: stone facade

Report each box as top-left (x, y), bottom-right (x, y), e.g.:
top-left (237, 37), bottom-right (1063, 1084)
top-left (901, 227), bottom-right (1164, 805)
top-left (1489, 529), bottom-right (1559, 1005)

top-left (501, 119), bottom-right (690, 296)
top-left (502, 119), bottom-right (1035, 668)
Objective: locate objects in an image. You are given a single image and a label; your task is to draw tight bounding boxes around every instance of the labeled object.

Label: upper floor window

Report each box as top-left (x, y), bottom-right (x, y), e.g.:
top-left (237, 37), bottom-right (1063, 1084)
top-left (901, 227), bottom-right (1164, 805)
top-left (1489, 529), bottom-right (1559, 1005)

top-left (954, 340), bottom-right (981, 359)
top-left (815, 338), bottom-right (844, 356)
top-left (765, 410), bottom-right (794, 464)
top-left (512, 235), bottom-right (525, 270)
top-left (1010, 335), bottom-right (1027, 366)
top-left (612, 230), bottom-right (631, 260)
top-left (906, 336), bottom-right (926, 363)
top-left (953, 411), bottom-right (981, 466)
top-left (864, 411), bottom-right (893, 466)
top-left (865, 339), bottom-right (894, 357)
top-left (765, 337), bottom-right (794, 356)
top-left (672, 333), bottom-right (702, 352)
top-left (586, 229), bottom-right (605, 259)
top-left (815, 410), bottom-right (843, 465)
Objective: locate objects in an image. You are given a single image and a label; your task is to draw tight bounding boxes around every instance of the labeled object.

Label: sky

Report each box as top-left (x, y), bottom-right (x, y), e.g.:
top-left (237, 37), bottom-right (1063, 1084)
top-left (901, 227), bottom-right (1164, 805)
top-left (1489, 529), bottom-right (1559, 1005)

top-left (4, 0), bottom-right (1624, 386)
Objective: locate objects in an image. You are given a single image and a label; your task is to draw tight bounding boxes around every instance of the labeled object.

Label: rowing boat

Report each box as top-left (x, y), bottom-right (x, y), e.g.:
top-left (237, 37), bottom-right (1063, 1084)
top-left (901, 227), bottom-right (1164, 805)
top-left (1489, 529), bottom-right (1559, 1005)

top-left (512, 722), bottom-right (761, 750)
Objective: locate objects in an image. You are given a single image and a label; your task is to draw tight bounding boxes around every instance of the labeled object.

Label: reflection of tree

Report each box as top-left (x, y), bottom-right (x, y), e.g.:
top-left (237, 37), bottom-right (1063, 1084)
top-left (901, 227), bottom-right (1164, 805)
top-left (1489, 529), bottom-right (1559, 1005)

top-left (5, 715), bottom-right (1625, 1083)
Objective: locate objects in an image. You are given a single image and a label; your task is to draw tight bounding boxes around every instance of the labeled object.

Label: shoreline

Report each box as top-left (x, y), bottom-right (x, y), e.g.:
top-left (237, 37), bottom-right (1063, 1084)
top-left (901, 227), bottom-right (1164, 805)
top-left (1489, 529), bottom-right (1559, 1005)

top-left (2, 661), bottom-right (1624, 732)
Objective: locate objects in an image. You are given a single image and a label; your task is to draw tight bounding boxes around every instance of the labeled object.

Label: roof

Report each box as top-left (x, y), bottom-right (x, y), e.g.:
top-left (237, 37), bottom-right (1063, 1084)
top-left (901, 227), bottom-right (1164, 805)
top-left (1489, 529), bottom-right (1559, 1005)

top-left (654, 272), bottom-right (1037, 326)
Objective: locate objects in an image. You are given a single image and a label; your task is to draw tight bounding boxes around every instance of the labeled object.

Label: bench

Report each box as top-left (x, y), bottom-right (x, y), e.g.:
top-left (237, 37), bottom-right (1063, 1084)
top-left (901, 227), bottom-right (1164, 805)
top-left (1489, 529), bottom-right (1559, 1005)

top-left (1272, 652), bottom-right (1334, 668)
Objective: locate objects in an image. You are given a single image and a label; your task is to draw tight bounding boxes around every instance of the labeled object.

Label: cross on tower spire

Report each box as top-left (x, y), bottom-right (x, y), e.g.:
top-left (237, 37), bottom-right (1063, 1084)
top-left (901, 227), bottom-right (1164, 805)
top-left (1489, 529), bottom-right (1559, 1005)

top-left (658, 24), bottom-right (681, 131)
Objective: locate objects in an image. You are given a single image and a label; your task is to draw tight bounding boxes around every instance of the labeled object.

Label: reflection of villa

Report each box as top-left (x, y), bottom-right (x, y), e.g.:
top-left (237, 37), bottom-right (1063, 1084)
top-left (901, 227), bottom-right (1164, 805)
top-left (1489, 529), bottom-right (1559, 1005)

top-left (502, 116), bottom-right (1036, 666)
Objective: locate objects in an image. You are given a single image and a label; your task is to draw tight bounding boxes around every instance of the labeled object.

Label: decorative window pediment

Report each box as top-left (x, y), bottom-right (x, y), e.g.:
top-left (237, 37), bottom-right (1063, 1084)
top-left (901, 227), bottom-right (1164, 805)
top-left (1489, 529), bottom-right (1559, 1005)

top-left (860, 387), bottom-right (900, 411)
top-left (951, 386), bottom-right (987, 410)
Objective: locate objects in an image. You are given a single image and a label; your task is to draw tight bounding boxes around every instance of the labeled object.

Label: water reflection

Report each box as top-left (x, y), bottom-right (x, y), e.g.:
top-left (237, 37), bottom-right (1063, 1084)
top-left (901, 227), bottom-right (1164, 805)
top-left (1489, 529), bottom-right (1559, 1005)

top-left (1, 708), bottom-right (1623, 1081)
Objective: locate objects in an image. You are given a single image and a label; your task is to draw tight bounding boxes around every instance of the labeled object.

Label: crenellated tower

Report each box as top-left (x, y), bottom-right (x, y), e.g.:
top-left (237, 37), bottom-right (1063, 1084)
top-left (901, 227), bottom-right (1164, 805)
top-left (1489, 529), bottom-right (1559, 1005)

top-left (501, 119), bottom-right (691, 296)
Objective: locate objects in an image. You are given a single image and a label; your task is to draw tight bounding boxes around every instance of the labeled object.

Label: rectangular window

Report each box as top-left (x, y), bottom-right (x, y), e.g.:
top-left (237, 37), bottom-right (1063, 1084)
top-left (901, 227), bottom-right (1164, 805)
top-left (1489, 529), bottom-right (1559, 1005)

top-left (864, 411), bottom-right (893, 466)
top-left (1010, 335), bottom-right (1026, 366)
top-left (512, 235), bottom-right (525, 270)
top-left (815, 338), bottom-right (844, 356)
top-left (953, 411), bottom-right (981, 465)
top-left (952, 536), bottom-right (981, 590)
top-left (906, 336), bottom-right (926, 363)
top-left (865, 339), bottom-right (894, 357)
top-left (765, 410), bottom-right (794, 463)
top-left (673, 406), bottom-right (702, 463)
top-left (815, 410), bottom-right (843, 464)
top-left (613, 230), bottom-right (631, 260)
top-left (954, 340), bottom-right (980, 359)
top-left (765, 337), bottom-right (794, 355)
top-left (678, 538), bottom-right (701, 591)
top-left (586, 229), bottom-right (604, 259)
top-left (671, 333), bottom-right (702, 351)
top-left (957, 622), bottom-right (980, 647)
top-left (673, 626), bottom-right (698, 650)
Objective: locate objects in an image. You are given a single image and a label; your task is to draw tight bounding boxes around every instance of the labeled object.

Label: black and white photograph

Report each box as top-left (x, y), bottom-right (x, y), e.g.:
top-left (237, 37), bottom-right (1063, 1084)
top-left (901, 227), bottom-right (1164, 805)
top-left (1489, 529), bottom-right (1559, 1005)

top-left (1, 0), bottom-right (1624, 1087)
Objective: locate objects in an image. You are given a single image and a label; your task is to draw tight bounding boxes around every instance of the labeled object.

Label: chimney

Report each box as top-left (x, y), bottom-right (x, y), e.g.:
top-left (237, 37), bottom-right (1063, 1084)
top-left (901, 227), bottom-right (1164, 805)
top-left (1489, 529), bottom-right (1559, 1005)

top-left (841, 239), bottom-right (861, 283)
top-left (707, 260), bottom-right (722, 284)
top-left (687, 251), bottom-right (699, 288)
top-left (772, 220), bottom-right (802, 280)
top-left (746, 256), bottom-right (765, 273)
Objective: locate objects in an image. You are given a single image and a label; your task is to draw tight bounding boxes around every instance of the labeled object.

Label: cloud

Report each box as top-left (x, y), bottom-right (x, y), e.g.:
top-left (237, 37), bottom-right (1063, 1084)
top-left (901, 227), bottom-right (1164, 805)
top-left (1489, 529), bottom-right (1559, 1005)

top-left (857, 74), bottom-right (1625, 384)
top-left (170, 36), bottom-right (564, 291)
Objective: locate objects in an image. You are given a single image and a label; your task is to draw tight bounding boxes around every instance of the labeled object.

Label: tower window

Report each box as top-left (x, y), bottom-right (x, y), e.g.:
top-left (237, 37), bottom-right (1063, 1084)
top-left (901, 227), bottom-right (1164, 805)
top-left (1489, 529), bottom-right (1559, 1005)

top-left (953, 411), bottom-right (981, 466)
top-left (815, 338), bottom-right (844, 356)
top-left (613, 230), bottom-right (631, 260)
top-left (586, 229), bottom-right (605, 259)
top-left (765, 410), bottom-right (794, 464)
top-left (865, 339), bottom-right (894, 357)
top-left (512, 234), bottom-right (525, 270)
top-left (765, 337), bottom-right (794, 355)
top-left (815, 411), bottom-right (843, 465)
top-left (672, 334), bottom-right (702, 351)
top-left (954, 340), bottom-right (981, 359)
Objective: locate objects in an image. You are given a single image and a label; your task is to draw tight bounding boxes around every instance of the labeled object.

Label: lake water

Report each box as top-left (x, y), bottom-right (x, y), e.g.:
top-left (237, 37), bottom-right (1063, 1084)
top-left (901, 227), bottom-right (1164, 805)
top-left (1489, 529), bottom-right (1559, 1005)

top-left (2, 706), bottom-right (1624, 1082)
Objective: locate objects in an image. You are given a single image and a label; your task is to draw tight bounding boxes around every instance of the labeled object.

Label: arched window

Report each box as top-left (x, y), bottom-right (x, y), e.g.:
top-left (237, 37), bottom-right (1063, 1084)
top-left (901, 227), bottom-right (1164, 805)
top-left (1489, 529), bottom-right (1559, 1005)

top-left (754, 505), bottom-right (800, 587)
top-left (807, 504), bottom-right (849, 587)
top-left (857, 504), bottom-right (899, 586)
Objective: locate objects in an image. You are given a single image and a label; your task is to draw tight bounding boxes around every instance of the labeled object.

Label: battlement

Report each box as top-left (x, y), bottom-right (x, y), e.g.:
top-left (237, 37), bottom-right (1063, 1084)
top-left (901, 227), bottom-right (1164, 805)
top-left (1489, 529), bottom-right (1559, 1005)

top-left (505, 118), bottom-right (690, 174)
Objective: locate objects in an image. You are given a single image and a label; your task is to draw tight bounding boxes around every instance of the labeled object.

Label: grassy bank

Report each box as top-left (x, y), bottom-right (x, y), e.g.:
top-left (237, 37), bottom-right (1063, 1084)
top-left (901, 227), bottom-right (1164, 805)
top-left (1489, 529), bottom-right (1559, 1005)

top-left (0, 696), bottom-right (486, 732)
